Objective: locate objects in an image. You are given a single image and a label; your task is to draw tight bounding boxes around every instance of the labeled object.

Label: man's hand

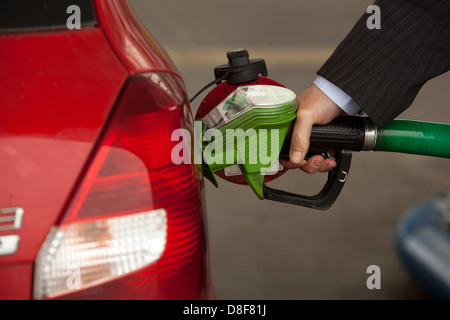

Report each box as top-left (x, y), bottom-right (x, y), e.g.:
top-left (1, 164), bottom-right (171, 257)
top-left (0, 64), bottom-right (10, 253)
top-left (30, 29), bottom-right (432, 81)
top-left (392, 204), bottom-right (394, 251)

top-left (281, 84), bottom-right (343, 173)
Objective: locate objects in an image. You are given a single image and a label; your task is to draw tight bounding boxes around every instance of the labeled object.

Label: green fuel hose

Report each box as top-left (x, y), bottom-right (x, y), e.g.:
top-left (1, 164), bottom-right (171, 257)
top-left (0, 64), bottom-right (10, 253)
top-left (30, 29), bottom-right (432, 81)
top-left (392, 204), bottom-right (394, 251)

top-left (374, 120), bottom-right (450, 159)
top-left (275, 117), bottom-right (449, 209)
top-left (280, 117), bottom-right (450, 160)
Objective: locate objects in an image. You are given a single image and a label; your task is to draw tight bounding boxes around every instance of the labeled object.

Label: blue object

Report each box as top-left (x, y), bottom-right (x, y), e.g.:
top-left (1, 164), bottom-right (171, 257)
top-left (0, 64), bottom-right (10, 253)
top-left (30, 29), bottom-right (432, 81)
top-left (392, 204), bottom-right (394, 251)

top-left (396, 190), bottom-right (450, 299)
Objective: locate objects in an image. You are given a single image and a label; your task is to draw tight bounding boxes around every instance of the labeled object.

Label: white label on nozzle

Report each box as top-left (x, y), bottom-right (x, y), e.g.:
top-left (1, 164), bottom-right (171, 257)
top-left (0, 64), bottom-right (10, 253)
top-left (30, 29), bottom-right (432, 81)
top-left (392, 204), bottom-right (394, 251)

top-left (265, 161), bottom-right (283, 176)
top-left (216, 87), bottom-right (252, 122)
top-left (224, 161), bottom-right (283, 177)
top-left (224, 165), bottom-right (243, 177)
top-left (203, 85), bottom-right (296, 129)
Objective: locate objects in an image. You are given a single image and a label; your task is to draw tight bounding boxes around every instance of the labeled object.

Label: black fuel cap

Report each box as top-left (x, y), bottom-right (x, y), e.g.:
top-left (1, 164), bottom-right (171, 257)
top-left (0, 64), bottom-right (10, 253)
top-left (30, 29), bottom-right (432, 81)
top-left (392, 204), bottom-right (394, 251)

top-left (214, 49), bottom-right (268, 85)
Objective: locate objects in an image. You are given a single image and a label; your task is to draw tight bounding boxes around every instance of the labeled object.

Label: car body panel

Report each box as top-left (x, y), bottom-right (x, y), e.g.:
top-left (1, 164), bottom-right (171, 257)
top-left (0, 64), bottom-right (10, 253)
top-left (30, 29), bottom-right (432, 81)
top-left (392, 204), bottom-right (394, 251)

top-left (94, 0), bottom-right (180, 76)
top-left (0, 264), bottom-right (33, 300)
top-left (0, 0), bottom-right (210, 300)
top-left (0, 28), bottom-right (127, 298)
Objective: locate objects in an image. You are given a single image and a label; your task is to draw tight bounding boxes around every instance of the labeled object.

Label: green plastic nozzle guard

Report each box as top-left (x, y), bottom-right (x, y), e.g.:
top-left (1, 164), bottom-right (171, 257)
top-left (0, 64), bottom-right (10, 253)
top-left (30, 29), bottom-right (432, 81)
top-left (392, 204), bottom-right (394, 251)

top-left (198, 85), bottom-right (298, 198)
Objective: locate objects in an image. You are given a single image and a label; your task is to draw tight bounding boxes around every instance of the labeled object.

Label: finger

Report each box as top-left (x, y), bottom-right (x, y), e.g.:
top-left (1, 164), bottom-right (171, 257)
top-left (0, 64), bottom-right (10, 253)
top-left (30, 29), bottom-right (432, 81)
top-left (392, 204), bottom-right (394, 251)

top-left (299, 155), bottom-right (324, 174)
top-left (289, 109), bottom-right (314, 166)
top-left (319, 158), bottom-right (337, 173)
top-left (279, 159), bottom-right (298, 169)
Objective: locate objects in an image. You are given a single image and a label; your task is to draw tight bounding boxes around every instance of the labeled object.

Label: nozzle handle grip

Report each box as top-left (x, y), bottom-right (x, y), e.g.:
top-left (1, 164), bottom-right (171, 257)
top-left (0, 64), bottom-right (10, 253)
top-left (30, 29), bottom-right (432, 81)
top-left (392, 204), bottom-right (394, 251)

top-left (267, 116), bottom-right (375, 209)
top-left (279, 116), bottom-right (371, 160)
top-left (264, 150), bottom-right (352, 210)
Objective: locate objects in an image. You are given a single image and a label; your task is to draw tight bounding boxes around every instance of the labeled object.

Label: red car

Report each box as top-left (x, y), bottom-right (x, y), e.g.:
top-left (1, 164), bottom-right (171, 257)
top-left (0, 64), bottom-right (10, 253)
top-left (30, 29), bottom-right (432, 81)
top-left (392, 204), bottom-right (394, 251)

top-left (0, 0), bottom-right (212, 299)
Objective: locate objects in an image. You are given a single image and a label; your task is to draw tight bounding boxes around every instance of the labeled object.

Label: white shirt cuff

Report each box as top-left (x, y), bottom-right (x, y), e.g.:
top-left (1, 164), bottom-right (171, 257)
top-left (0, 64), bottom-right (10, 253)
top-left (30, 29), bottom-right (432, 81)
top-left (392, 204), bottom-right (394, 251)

top-left (313, 76), bottom-right (363, 116)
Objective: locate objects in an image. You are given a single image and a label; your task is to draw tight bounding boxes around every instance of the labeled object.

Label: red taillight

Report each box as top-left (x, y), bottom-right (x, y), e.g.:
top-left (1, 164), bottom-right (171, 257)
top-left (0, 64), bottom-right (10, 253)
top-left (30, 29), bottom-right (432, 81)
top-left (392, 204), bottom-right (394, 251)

top-left (34, 73), bottom-right (207, 299)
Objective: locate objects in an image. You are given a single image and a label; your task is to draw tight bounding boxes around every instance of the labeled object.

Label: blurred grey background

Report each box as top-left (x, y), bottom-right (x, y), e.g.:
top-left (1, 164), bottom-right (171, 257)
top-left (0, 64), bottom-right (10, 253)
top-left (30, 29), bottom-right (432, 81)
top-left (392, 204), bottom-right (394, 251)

top-left (129, 0), bottom-right (450, 299)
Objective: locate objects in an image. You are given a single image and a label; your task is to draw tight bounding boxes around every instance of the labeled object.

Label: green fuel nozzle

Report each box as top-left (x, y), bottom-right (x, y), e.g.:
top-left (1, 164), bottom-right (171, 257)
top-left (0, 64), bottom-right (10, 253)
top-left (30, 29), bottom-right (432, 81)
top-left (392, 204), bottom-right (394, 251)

top-left (200, 84), bottom-right (298, 199)
top-left (193, 49), bottom-right (450, 210)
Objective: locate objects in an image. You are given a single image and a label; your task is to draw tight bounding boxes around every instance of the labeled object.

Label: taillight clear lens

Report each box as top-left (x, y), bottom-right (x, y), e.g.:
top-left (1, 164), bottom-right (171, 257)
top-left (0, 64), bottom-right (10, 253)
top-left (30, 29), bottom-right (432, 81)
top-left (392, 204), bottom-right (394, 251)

top-left (35, 209), bottom-right (167, 299)
top-left (34, 73), bottom-right (207, 300)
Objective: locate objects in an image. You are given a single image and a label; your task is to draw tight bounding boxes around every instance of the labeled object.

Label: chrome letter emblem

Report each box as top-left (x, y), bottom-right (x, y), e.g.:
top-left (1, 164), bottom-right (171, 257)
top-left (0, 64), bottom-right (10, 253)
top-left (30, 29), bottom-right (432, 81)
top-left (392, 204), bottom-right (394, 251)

top-left (0, 207), bottom-right (23, 255)
top-left (0, 235), bottom-right (20, 256)
top-left (0, 207), bottom-right (24, 231)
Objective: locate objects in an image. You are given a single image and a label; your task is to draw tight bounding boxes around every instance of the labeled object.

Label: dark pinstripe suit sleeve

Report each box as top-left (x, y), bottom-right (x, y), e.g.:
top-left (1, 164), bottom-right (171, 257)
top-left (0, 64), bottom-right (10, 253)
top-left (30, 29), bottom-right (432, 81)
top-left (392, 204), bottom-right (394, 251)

top-left (317, 0), bottom-right (450, 127)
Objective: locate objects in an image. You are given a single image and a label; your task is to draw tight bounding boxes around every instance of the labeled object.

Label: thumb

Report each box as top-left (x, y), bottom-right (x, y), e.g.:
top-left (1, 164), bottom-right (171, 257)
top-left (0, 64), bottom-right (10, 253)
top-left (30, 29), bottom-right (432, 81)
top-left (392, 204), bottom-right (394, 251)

top-left (289, 109), bottom-right (314, 165)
